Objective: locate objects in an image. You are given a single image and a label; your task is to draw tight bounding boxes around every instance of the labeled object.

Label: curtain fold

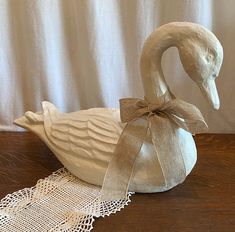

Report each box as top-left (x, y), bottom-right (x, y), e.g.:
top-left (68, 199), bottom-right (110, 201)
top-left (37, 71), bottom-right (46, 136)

top-left (0, 0), bottom-right (234, 133)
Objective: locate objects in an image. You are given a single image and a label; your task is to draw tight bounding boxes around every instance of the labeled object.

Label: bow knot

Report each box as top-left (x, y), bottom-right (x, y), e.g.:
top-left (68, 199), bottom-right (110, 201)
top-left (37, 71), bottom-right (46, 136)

top-left (120, 98), bottom-right (165, 123)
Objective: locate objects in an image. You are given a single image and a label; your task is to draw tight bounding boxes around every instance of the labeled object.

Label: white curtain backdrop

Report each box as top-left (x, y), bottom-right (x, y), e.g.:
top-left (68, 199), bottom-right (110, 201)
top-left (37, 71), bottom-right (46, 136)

top-left (0, 0), bottom-right (234, 133)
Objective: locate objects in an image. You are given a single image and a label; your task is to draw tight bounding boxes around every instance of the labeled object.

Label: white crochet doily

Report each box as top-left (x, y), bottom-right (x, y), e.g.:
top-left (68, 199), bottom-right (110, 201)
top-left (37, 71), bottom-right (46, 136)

top-left (0, 168), bottom-right (132, 232)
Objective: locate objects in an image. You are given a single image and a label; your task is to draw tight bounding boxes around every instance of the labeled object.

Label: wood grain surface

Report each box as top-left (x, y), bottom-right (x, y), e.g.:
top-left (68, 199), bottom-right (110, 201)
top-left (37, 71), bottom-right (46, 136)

top-left (0, 132), bottom-right (234, 232)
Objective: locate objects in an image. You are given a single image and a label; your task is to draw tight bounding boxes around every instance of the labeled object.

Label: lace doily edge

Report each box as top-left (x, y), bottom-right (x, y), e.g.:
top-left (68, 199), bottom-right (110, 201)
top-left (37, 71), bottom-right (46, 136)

top-left (0, 167), bottom-right (134, 221)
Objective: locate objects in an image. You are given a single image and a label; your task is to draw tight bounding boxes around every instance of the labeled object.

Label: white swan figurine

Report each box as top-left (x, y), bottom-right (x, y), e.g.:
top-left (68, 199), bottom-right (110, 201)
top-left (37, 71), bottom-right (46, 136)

top-left (14, 22), bottom-right (223, 193)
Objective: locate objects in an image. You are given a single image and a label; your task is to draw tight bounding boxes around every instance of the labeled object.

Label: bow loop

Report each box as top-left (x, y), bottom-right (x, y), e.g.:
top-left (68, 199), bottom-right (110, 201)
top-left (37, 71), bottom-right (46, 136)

top-left (159, 99), bottom-right (208, 133)
top-left (119, 98), bottom-right (149, 122)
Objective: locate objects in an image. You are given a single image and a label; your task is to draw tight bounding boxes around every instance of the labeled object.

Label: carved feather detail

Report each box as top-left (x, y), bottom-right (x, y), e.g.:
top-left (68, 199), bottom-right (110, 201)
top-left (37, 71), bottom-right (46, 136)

top-left (42, 102), bottom-right (123, 163)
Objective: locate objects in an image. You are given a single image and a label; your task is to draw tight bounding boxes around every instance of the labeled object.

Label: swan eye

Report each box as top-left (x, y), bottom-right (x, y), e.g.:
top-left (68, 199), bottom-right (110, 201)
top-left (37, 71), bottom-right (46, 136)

top-left (206, 53), bottom-right (214, 63)
top-left (206, 48), bottom-right (215, 63)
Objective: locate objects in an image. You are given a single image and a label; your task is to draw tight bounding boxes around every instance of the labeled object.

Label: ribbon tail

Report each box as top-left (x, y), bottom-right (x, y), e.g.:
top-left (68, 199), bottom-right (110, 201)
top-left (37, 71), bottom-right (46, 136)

top-left (149, 116), bottom-right (187, 189)
top-left (101, 118), bottom-right (148, 201)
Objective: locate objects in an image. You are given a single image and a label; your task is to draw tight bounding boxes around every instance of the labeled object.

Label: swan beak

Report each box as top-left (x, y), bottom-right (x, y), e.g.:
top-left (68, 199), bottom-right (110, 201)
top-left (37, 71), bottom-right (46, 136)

top-left (198, 79), bottom-right (220, 110)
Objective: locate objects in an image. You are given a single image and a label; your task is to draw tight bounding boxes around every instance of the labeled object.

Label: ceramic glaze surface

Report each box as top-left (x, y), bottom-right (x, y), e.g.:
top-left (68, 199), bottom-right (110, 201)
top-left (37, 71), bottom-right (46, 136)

top-left (14, 22), bottom-right (223, 193)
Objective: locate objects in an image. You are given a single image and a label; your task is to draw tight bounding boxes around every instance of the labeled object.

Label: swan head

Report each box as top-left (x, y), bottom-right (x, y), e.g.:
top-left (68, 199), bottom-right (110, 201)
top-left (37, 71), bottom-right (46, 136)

top-left (178, 24), bottom-right (223, 110)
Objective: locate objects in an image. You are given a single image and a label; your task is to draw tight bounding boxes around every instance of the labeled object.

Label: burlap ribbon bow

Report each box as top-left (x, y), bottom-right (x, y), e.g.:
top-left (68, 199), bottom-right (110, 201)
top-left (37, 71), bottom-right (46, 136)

top-left (101, 94), bottom-right (208, 201)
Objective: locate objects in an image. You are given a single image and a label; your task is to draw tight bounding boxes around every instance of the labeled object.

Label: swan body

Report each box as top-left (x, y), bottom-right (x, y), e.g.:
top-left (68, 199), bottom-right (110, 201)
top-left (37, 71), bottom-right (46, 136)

top-left (14, 22), bottom-right (223, 193)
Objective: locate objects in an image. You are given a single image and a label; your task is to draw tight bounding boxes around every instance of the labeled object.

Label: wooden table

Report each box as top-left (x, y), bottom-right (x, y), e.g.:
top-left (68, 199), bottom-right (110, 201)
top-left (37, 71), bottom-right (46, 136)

top-left (0, 132), bottom-right (234, 231)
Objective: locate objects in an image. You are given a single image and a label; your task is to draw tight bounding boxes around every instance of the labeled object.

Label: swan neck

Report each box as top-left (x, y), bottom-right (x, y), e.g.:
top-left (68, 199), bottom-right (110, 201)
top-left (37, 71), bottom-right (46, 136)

top-left (140, 27), bottom-right (180, 103)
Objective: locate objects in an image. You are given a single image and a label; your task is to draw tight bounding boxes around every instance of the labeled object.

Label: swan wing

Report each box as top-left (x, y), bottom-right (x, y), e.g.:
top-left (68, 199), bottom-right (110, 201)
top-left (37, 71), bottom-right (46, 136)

top-left (42, 102), bottom-right (123, 163)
